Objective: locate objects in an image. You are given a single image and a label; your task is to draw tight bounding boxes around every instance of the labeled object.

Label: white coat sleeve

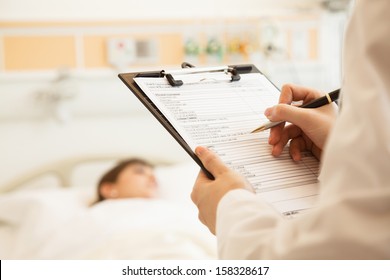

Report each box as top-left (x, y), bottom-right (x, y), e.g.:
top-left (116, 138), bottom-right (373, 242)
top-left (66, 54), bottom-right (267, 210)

top-left (216, 0), bottom-right (390, 259)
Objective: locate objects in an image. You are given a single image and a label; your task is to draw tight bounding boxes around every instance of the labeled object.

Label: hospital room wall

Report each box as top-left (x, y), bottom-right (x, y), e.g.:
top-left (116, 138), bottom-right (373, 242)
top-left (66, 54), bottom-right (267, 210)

top-left (0, 0), bottom-right (343, 75)
top-left (0, 14), bottom-right (345, 84)
top-left (0, 1), bottom-right (347, 191)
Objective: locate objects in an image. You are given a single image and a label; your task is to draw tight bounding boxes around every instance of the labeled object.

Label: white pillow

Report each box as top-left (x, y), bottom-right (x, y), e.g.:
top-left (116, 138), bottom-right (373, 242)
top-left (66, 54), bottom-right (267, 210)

top-left (70, 160), bottom-right (117, 189)
top-left (16, 174), bottom-right (62, 191)
top-left (154, 161), bottom-right (200, 202)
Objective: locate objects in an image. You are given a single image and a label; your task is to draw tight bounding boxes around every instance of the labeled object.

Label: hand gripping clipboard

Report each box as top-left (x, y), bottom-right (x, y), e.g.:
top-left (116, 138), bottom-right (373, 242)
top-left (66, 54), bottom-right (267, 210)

top-left (118, 63), bottom-right (261, 179)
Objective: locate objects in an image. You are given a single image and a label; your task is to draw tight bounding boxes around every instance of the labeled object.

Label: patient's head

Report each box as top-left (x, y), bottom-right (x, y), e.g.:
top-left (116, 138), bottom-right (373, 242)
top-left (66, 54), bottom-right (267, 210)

top-left (96, 159), bottom-right (158, 202)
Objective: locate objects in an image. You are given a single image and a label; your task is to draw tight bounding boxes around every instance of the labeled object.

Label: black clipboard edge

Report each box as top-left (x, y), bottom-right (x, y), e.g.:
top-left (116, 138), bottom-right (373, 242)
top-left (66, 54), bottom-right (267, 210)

top-left (118, 64), bottom-right (263, 180)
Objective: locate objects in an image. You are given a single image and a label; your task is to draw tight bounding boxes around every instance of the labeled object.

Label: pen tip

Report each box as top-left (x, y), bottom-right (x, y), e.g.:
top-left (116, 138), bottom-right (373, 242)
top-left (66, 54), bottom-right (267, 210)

top-left (250, 126), bottom-right (265, 134)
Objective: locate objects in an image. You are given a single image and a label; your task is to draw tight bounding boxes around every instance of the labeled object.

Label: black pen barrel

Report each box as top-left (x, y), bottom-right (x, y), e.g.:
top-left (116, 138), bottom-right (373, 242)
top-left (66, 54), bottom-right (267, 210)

top-left (301, 89), bottom-right (340, 109)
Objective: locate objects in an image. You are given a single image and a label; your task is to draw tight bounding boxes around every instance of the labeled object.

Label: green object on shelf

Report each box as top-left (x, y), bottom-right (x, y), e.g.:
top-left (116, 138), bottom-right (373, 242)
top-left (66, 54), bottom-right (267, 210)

top-left (205, 38), bottom-right (223, 56)
top-left (184, 38), bottom-right (200, 56)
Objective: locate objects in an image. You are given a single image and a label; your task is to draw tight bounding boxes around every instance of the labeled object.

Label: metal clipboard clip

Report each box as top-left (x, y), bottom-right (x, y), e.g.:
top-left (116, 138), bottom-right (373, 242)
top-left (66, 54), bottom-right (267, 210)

top-left (135, 62), bottom-right (253, 87)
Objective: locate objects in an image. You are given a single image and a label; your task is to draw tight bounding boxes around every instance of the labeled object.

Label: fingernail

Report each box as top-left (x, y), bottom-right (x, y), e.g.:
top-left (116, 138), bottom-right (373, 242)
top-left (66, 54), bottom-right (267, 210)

top-left (195, 146), bottom-right (207, 156)
top-left (264, 107), bottom-right (274, 119)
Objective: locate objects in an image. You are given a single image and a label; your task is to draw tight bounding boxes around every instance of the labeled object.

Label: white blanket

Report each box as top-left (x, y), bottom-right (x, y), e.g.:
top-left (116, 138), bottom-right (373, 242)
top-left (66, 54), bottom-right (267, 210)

top-left (0, 190), bottom-right (216, 259)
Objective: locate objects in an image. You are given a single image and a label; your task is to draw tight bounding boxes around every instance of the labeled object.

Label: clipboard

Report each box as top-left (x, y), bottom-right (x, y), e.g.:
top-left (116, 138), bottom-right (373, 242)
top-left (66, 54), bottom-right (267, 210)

top-left (118, 63), bottom-right (321, 217)
top-left (118, 63), bottom-right (267, 179)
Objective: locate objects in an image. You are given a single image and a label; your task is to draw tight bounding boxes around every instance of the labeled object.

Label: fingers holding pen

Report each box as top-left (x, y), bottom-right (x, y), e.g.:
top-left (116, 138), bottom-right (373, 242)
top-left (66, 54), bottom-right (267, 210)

top-left (265, 103), bottom-right (313, 128)
top-left (280, 84), bottom-right (322, 104)
top-left (265, 84), bottom-right (321, 146)
top-left (263, 84), bottom-right (333, 162)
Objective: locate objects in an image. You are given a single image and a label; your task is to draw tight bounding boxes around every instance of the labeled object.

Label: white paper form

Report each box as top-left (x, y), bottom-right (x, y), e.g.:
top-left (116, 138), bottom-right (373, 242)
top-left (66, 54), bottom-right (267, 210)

top-left (135, 72), bottom-right (319, 216)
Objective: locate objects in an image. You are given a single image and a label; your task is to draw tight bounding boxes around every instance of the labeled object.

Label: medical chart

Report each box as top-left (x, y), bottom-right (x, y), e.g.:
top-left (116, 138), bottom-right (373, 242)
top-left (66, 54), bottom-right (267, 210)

top-left (134, 73), bottom-right (320, 216)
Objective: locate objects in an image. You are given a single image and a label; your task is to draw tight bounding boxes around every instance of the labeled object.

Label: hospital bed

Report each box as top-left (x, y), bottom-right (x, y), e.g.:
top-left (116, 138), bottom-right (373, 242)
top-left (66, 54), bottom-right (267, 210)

top-left (0, 154), bottom-right (217, 259)
top-left (0, 71), bottom-right (217, 259)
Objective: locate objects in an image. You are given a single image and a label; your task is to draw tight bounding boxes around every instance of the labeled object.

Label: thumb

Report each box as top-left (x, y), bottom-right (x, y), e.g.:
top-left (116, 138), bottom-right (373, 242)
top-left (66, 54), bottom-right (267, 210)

top-left (195, 146), bottom-right (229, 177)
top-left (265, 104), bottom-right (313, 129)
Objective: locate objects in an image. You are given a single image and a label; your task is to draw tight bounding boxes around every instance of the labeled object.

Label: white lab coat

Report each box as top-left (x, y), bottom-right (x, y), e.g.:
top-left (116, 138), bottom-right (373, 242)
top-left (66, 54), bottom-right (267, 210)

top-left (216, 0), bottom-right (390, 259)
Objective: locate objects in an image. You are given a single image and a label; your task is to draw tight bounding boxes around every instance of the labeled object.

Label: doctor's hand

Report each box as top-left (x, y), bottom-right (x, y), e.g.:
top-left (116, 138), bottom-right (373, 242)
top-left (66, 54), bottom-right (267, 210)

top-left (265, 84), bottom-right (338, 161)
top-left (191, 146), bottom-right (251, 235)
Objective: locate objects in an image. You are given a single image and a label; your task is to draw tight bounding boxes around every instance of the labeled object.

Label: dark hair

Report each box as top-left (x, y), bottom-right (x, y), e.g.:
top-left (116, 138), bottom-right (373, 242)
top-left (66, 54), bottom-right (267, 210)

top-left (96, 158), bottom-right (152, 203)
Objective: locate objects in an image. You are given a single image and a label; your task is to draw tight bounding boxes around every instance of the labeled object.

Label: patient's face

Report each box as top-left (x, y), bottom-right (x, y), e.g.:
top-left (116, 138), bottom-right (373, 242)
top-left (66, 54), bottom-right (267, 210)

top-left (113, 163), bottom-right (158, 199)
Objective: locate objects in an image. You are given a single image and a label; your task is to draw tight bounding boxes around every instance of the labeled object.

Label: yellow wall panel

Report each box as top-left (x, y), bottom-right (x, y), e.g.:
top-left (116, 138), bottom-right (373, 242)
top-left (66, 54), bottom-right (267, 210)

top-left (3, 36), bottom-right (76, 70)
top-left (309, 29), bottom-right (318, 60)
top-left (158, 34), bottom-right (184, 66)
top-left (83, 35), bottom-right (109, 68)
top-left (286, 30), bottom-right (293, 60)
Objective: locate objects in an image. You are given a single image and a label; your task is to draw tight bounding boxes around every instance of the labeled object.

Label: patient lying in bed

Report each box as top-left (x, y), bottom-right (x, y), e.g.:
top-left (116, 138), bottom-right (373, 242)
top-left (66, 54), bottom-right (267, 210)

top-left (95, 159), bottom-right (158, 203)
top-left (0, 159), bottom-right (216, 260)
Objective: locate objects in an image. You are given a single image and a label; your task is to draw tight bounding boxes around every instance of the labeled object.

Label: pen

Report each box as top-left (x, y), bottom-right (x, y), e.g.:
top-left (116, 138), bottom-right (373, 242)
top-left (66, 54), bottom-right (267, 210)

top-left (251, 88), bottom-right (340, 133)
